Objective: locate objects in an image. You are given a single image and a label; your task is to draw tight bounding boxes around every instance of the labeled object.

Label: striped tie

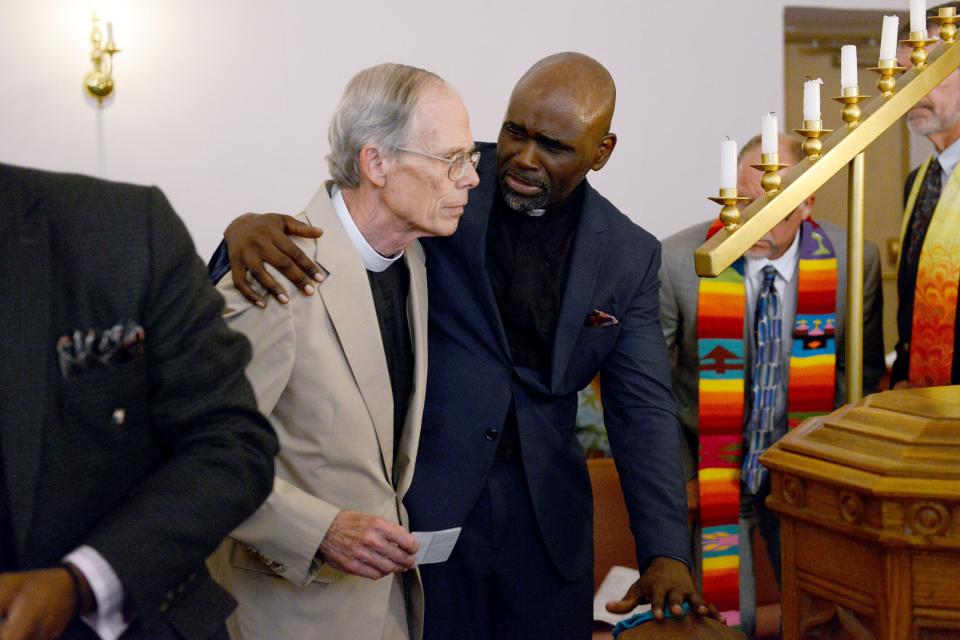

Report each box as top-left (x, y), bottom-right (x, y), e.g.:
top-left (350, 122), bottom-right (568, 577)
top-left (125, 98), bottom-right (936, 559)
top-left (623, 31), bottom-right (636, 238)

top-left (742, 265), bottom-right (782, 495)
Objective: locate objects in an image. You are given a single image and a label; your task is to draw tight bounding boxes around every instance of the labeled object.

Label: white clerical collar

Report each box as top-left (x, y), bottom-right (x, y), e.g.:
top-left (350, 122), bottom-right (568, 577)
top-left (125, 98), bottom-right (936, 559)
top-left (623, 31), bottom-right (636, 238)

top-left (745, 225), bottom-right (801, 283)
top-left (936, 136), bottom-right (960, 179)
top-left (330, 185), bottom-right (402, 273)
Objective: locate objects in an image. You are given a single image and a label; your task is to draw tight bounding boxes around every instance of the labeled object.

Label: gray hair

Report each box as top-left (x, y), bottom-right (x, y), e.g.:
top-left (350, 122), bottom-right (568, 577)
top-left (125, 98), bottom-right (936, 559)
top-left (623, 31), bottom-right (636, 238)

top-left (327, 63), bottom-right (444, 188)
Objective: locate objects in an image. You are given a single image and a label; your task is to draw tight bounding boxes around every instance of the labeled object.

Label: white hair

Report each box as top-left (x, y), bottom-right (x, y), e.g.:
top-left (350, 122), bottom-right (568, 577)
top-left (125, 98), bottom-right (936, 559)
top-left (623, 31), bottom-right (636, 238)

top-left (327, 63), bottom-right (444, 188)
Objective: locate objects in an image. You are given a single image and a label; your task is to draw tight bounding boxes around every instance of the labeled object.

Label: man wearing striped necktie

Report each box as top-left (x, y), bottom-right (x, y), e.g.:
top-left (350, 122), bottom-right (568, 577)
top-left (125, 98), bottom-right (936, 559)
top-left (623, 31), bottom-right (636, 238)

top-left (657, 133), bottom-right (885, 638)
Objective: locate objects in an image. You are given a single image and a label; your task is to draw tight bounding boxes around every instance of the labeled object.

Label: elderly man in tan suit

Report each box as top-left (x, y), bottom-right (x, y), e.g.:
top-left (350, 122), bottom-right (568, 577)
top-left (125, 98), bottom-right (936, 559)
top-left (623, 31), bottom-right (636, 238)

top-left (208, 63), bottom-right (480, 640)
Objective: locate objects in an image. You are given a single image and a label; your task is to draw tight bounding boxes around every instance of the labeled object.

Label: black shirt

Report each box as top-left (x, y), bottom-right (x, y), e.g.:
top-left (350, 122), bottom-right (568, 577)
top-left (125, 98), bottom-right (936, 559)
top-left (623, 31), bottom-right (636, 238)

top-left (485, 182), bottom-right (585, 379)
top-left (366, 259), bottom-right (414, 463)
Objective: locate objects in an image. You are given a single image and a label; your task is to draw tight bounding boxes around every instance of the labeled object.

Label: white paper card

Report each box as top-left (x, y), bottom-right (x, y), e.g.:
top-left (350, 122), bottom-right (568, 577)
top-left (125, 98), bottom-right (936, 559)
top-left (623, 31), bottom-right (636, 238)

top-left (593, 565), bottom-right (652, 626)
top-left (413, 527), bottom-right (461, 564)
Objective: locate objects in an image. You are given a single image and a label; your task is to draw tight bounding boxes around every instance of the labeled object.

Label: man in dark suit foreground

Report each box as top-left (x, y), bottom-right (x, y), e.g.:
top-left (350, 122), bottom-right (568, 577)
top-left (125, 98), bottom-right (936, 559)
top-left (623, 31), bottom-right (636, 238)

top-left (209, 53), bottom-right (721, 638)
top-left (0, 163), bottom-right (278, 640)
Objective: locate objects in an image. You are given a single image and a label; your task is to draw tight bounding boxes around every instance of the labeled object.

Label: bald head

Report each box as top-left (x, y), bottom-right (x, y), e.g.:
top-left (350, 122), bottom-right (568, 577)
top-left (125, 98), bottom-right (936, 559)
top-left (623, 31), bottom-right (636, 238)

top-left (496, 52), bottom-right (619, 211)
top-left (511, 53), bottom-right (616, 135)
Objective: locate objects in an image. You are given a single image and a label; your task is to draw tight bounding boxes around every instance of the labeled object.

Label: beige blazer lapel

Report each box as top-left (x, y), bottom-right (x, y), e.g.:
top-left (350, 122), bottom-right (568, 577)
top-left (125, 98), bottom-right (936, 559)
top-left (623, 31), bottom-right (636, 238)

top-left (304, 184), bottom-right (395, 480)
top-left (395, 239), bottom-right (428, 499)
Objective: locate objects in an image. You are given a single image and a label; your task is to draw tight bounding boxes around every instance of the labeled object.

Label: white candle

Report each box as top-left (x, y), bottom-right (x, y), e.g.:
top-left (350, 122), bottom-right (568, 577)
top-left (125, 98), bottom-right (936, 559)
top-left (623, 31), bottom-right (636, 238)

top-left (761, 113), bottom-right (778, 155)
top-left (720, 139), bottom-right (737, 190)
top-left (911, 0), bottom-right (926, 36)
top-left (106, 21), bottom-right (115, 47)
top-left (841, 45), bottom-right (858, 89)
top-left (803, 78), bottom-right (823, 121)
top-left (879, 15), bottom-right (899, 61)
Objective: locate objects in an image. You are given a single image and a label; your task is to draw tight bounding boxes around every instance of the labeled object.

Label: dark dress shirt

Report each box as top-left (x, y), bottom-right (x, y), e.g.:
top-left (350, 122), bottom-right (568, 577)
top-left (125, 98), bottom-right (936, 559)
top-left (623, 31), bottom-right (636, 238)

top-left (485, 182), bottom-right (585, 380)
top-left (367, 260), bottom-right (414, 461)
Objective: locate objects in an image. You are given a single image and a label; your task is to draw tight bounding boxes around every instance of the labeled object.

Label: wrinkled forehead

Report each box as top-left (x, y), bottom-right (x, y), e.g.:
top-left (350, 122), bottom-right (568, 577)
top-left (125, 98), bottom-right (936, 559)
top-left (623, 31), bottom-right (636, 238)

top-left (410, 84), bottom-right (474, 152)
top-left (505, 84), bottom-right (606, 142)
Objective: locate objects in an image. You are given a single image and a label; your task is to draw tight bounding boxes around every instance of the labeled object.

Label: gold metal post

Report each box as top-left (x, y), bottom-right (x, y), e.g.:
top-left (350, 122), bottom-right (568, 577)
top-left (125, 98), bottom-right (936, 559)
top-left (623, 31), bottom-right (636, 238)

top-left (846, 152), bottom-right (865, 404)
top-left (750, 152), bottom-right (790, 195)
top-left (707, 188), bottom-right (750, 231)
top-left (695, 38), bottom-right (960, 278)
top-left (869, 59), bottom-right (906, 97)
top-left (793, 120), bottom-right (833, 161)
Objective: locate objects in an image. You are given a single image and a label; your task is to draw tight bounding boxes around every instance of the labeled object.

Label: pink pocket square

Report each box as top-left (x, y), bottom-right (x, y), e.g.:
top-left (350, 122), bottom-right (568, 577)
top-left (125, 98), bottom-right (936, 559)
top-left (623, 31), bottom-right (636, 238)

top-left (585, 309), bottom-right (619, 328)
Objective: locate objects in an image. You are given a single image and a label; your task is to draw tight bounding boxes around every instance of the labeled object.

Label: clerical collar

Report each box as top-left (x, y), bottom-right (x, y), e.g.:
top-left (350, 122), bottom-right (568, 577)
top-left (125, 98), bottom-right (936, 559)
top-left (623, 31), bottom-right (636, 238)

top-left (330, 185), bottom-right (402, 273)
top-left (744, 225), bottom-right (801, 283)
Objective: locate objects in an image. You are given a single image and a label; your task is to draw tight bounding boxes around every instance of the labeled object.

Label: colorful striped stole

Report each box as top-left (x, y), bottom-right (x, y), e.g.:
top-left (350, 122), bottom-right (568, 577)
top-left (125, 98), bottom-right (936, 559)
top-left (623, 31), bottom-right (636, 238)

top-left (901, 156), bottom-right (960, 387)
top-left (696, 218), bottom-right (837, 622)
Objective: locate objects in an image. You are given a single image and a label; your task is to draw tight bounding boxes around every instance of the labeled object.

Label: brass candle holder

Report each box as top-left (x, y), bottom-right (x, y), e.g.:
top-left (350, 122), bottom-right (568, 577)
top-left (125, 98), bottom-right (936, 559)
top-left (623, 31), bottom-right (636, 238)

top-left (708, 188), bottom-right (750, 231)
top-left (930, 6), bottom-right (960, 45)
top-left (868, 59), bottom-right (906, 97)
top-left (793, 120), bottom-right (833, 161)
top-left (83, 13), bottom-right (121, 104)
top-left (900, 31), bottom-right (940, 69)
top-left (831, 87), bottom-right (871, 128)
top-left (750, 153), bottom-right (790, 195)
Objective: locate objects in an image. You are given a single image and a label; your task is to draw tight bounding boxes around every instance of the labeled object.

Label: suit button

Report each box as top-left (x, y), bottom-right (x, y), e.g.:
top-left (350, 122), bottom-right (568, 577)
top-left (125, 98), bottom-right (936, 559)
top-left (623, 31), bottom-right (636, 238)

top-left (159, 601), bottom-right (170, 613)
top-left (484, 429), bottom-right (499, 441)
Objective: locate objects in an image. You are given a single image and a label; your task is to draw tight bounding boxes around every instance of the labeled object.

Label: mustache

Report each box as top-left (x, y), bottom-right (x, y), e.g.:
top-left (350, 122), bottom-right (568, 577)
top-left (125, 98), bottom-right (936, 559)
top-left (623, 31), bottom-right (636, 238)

top-left (500, 169), bottom-right (548, 191)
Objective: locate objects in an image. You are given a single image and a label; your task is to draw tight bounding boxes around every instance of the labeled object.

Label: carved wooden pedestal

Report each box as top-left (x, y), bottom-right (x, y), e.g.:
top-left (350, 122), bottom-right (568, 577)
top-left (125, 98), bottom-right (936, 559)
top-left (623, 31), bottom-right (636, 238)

top-left (761, 386), bottom-right (960, 640)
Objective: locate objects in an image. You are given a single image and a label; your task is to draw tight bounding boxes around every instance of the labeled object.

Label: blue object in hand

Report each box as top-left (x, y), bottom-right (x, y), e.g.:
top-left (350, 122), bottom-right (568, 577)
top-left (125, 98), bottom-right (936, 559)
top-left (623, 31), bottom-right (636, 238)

top-left (612, 602), bottom-right (692, 639)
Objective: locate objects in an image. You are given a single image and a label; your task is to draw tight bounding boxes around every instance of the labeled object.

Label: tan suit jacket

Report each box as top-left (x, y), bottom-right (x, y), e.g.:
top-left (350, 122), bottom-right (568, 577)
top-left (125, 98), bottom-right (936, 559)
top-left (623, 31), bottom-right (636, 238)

top-left (208, 184), bottom-right (428, 640)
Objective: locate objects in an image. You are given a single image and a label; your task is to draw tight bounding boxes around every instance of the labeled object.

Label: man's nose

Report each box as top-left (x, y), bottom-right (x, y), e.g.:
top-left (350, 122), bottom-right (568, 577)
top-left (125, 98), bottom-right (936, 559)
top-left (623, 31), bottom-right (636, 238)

top-left (512, 141), bottom-right (539, 170)
top-left (458, 161), bottom-right (480, 190)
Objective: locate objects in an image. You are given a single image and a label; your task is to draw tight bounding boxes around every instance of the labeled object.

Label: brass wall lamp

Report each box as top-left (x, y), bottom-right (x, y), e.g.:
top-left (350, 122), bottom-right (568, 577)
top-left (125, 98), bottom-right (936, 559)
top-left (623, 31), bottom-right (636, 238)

top-left (84, 13), bottom-right (120, 104)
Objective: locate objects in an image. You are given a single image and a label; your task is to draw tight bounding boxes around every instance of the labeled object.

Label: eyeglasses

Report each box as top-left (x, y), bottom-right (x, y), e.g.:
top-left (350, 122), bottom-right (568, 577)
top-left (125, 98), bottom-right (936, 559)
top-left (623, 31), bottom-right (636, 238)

top-left (395, 147), bottom-right (481, 181)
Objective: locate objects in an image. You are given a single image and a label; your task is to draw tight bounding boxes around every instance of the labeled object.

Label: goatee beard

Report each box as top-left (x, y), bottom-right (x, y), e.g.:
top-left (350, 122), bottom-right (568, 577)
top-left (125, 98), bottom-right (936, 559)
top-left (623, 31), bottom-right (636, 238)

top-left (499, 174), bottom-right (550, 212)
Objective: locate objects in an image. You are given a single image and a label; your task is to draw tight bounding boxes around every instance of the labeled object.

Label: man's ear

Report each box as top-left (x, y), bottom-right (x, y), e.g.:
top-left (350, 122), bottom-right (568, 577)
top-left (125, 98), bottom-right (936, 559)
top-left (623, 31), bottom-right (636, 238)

top-left (591, 133), bottom-right (618, 172)
top-left (359, 144), bottom-right (388, 187)
top-left (799, 194), bottom-right (815, 220)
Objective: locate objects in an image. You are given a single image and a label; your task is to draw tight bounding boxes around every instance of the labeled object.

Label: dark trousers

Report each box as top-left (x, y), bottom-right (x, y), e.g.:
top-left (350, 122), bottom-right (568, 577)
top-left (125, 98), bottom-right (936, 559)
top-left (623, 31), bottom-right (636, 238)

top-left (420, 454), bottom-right (593, 640)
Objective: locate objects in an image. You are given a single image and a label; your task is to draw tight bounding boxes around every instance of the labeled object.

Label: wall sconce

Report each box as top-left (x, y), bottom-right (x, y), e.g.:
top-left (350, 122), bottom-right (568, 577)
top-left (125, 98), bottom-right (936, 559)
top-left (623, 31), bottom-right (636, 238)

top-left (84, 13), bottom-right (120, 104)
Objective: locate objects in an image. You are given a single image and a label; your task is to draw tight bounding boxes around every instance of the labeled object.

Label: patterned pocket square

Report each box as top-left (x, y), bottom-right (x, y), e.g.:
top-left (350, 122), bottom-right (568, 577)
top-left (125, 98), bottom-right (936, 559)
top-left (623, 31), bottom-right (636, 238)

top-left (56, 320), bottom-right (145, 379)
top-left (585, 309), bottom-right (619, 328)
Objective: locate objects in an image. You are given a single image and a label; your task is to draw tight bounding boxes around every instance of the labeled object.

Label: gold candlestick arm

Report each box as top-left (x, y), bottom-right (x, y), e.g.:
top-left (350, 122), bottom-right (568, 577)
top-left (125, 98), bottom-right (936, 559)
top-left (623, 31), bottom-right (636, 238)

top-left (708, 188), bottom-right (750, 231)
top-left (901, 31), bottom-right (940, 69)
top-left (750, 152), bottom-right (790, 195)
top-left (868, 59), bottom-right (906, 97)
top-left (931, 6), bottom-right (960, 45)
top-left (793, 120), bottom-right (834, 161)
top-left (831, 87), bottom-right (871, 128)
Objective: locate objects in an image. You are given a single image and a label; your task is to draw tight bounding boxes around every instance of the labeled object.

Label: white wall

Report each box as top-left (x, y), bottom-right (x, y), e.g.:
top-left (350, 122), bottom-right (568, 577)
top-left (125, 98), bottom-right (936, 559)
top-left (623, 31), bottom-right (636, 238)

top-left (0, 0), bottom-right (904, 257)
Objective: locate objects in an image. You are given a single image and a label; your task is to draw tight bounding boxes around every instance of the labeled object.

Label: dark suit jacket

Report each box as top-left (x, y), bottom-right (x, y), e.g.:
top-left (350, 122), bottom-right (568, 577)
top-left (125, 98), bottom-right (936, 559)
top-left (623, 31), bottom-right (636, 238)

top-left (0, 164), bottom-right (278, 639)
top-left (405, 142), bottom-right (690, 582)
top-left (893, 167), bottom-right (960, 385)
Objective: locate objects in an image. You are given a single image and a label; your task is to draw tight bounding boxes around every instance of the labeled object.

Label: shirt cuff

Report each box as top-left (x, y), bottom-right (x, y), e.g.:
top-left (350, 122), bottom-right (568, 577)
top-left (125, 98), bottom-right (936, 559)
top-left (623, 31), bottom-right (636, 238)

top-left (64, 546), bottom-right (129, 640)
